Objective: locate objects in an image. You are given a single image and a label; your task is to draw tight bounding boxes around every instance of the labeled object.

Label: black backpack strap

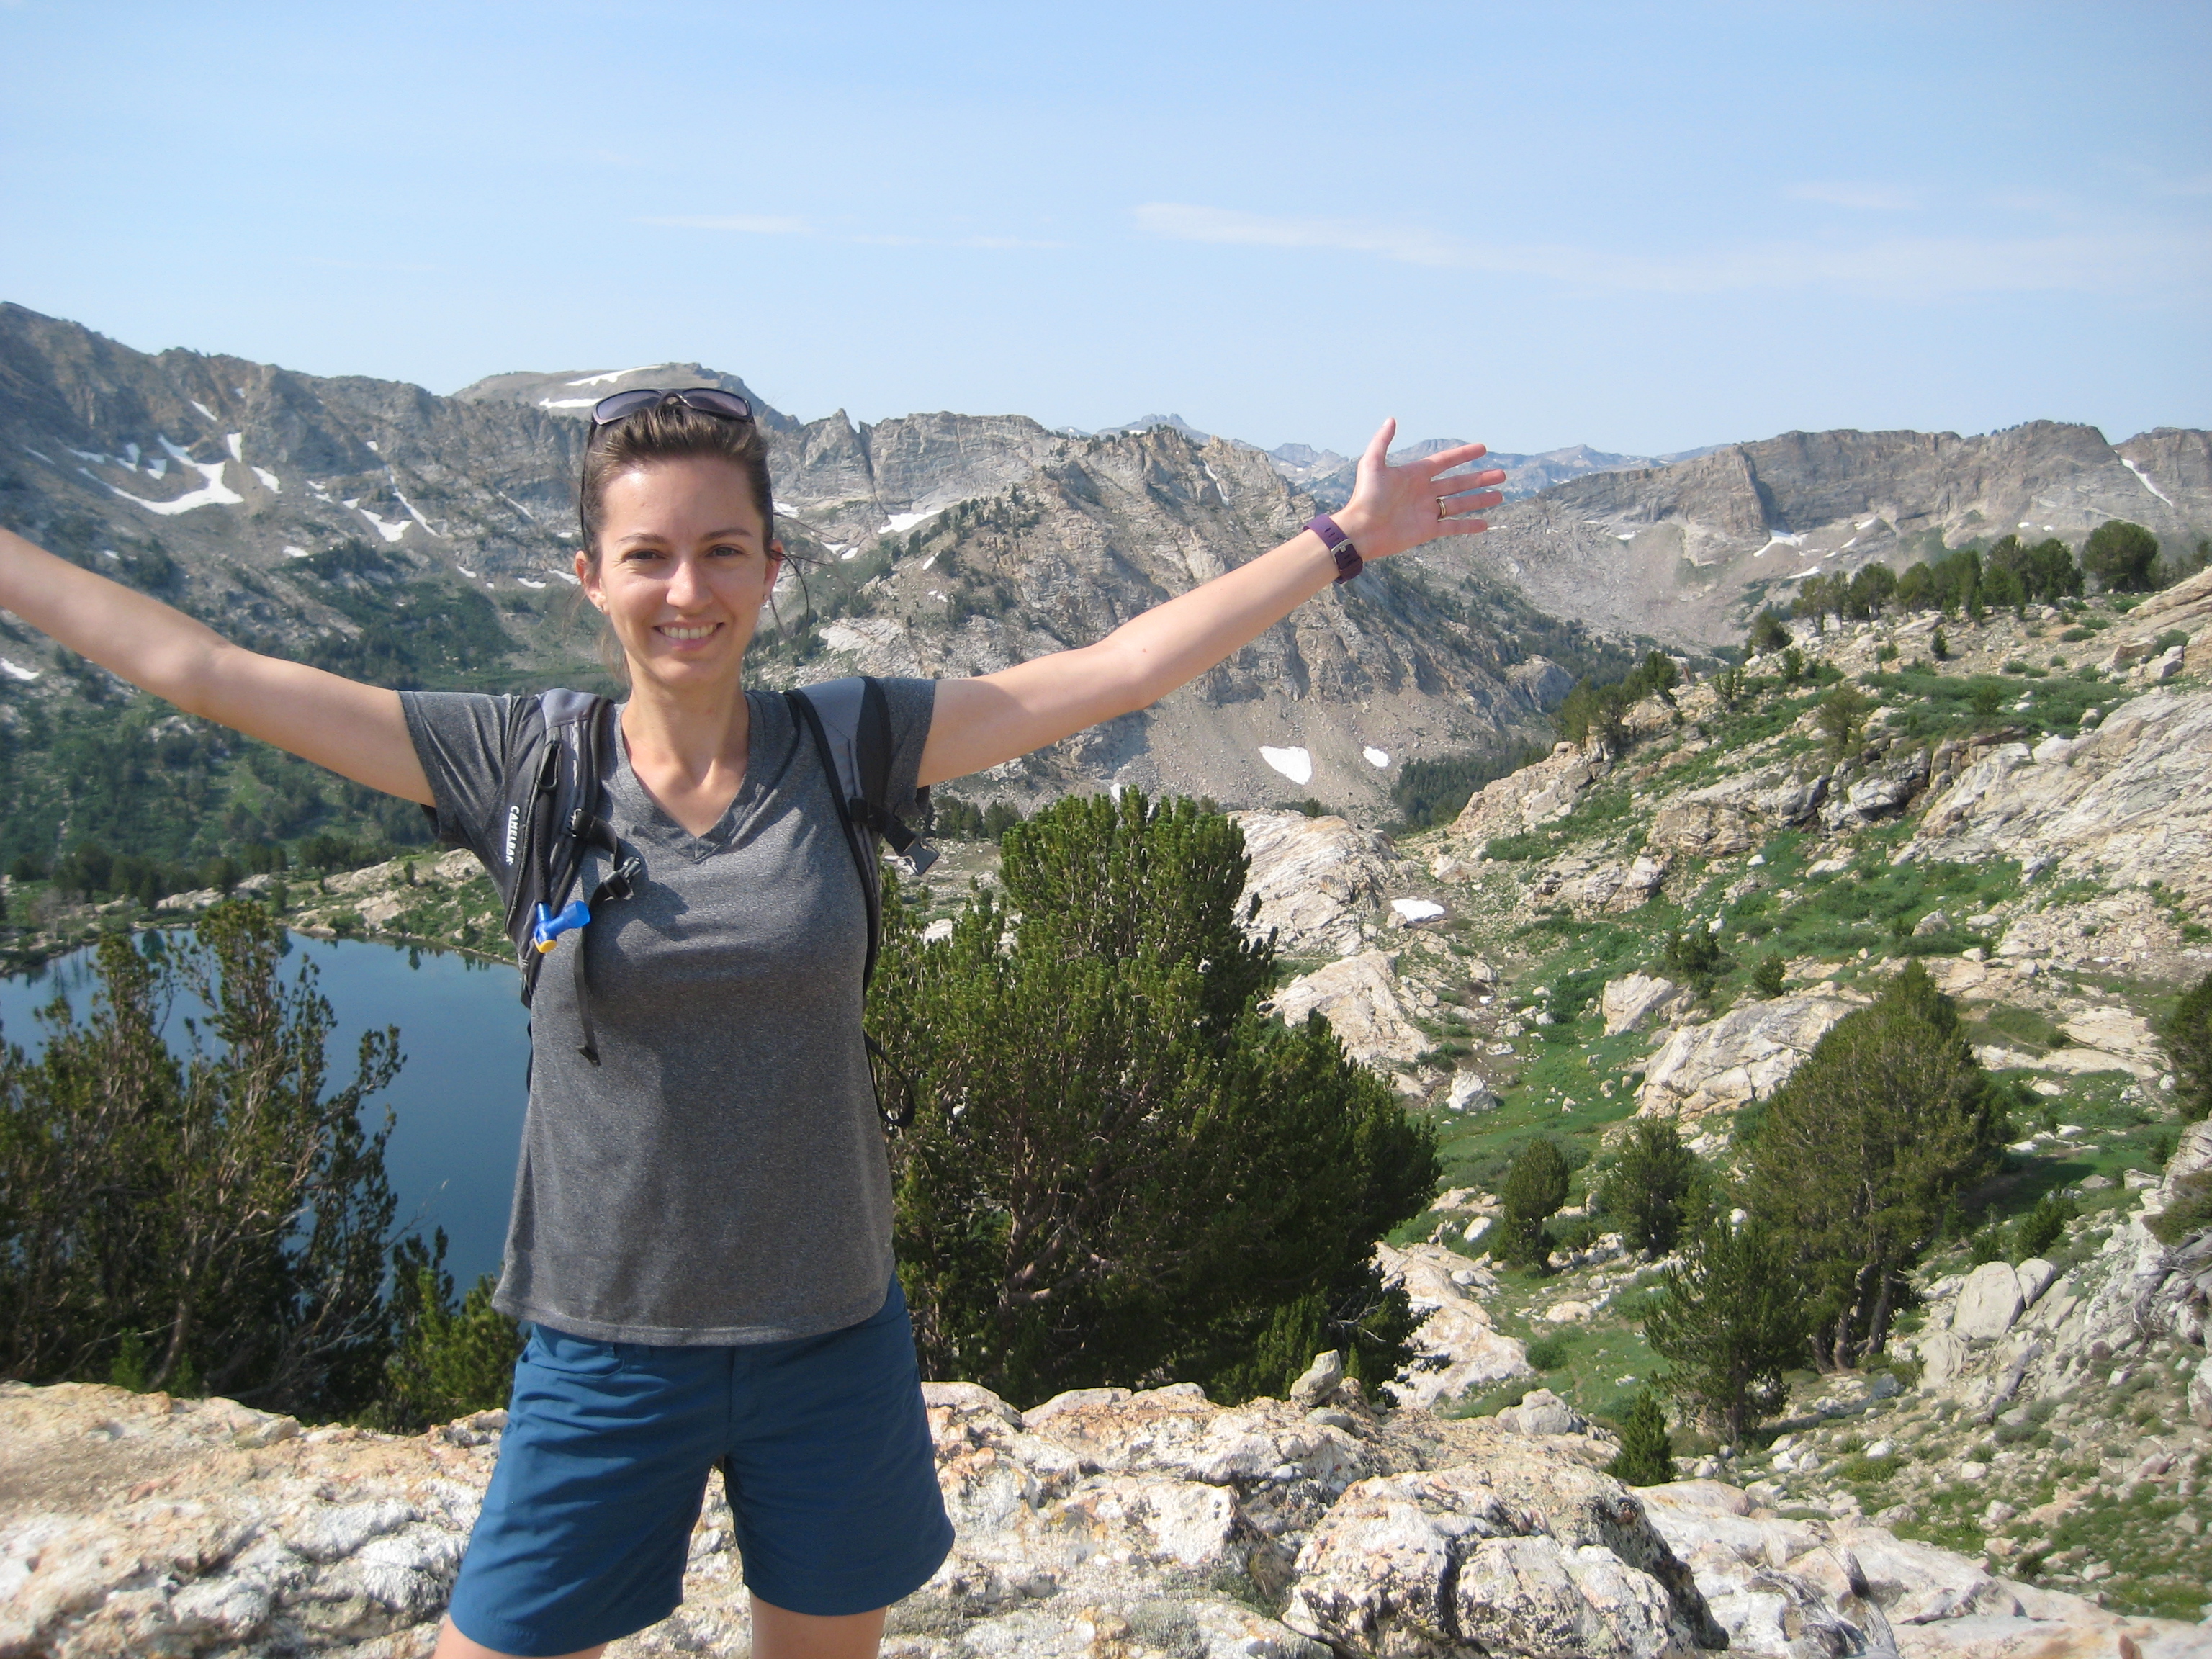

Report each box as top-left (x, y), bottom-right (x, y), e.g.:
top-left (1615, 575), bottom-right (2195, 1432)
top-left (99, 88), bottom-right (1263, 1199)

top-left (787, 678), bottom-right (931, 1130)
top-left (570, 809), bottom-right (641, 1066)
top-left (788, 685), bottom-right (884, 990)
top-left (497, 691), bottom-right (646, 1064)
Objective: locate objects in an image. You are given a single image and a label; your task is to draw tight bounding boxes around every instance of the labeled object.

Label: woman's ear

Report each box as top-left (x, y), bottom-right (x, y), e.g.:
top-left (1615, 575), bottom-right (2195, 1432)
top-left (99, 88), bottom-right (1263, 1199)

top-left (575, 547), bottom-right (606, 611)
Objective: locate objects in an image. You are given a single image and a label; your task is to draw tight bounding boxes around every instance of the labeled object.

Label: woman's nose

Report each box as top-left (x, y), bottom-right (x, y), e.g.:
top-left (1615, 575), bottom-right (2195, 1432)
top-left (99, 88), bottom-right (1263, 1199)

top-left (666, 552), bottom-right (709, 607)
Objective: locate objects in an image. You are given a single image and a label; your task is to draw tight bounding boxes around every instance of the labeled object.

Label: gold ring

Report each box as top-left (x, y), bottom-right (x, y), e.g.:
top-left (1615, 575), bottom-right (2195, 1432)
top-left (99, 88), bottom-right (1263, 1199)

top-left (1437, 497), bottom-right (1447, 518)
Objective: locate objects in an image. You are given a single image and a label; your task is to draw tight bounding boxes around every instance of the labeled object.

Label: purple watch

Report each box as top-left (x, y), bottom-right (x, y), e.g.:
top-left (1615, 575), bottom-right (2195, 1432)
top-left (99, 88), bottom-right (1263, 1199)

top-left (1306, 513), bottom-right (1363, 583)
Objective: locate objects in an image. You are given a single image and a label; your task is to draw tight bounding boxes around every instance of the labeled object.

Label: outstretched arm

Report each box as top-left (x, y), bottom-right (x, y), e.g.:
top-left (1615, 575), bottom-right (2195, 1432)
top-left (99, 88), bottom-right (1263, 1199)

top-left (917, 418), bottom-right (1503, 788)
top-left (0, 526), bottom-right (433, 804)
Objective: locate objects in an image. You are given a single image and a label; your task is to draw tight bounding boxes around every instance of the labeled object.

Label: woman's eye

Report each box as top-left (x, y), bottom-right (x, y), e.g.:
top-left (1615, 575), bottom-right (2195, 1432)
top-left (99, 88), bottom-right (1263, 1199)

top-left (709, 543), bottom-right (744, 559)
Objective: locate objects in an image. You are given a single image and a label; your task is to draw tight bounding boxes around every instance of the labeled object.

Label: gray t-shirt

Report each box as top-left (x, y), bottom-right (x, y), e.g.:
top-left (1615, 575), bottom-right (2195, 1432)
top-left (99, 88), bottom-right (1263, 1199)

top-left (400, 679), bottom-right (936, 1345)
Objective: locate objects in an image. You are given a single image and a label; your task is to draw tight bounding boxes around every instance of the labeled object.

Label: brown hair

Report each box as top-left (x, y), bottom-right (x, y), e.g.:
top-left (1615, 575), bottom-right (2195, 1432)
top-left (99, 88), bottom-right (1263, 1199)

top-left (576, 396), bottom-right (775, 558)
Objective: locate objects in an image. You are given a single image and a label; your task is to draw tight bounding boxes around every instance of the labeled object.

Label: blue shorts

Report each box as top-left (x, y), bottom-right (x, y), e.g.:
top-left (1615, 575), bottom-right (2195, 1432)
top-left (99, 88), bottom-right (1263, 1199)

top-left (448, 1277), bottom-right (953, 1657)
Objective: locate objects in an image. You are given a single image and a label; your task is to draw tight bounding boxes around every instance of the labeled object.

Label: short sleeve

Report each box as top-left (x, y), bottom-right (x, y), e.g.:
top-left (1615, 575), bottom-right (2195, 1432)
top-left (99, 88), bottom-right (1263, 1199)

top-left (877, 678), bottom-right (938, 821)
top-left (398, 691), bottom-right (520, 865)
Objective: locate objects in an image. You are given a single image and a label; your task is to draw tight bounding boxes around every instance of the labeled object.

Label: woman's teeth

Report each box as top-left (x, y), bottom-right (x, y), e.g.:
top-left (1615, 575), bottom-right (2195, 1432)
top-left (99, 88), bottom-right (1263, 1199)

top-left (660, 624), bottom-right (717, 640)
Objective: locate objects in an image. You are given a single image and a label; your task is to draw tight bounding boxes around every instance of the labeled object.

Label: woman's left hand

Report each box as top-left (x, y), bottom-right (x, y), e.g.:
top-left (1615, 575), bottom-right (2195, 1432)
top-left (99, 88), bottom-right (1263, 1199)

top-left (1333, 417), bottom-right (1506, 564)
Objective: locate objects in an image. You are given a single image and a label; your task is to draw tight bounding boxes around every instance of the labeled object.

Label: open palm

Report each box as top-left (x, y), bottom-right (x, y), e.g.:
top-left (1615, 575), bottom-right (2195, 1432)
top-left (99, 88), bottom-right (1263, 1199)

top-left (1339, 417), bottom-right (1505, 564)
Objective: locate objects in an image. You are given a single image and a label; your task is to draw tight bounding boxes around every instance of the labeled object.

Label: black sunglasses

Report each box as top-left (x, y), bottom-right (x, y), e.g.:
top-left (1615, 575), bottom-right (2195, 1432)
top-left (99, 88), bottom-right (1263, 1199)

top-left (589, 387), bottom-right (755, 429)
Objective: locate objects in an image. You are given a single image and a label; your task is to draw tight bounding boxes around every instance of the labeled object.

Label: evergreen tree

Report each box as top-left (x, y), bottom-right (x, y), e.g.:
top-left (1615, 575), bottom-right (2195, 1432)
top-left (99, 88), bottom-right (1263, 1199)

top-left (1815, 683), bottom-right (1871, 761)
top-left (2158, 971), bottom-right (2212, 1123)
top-left (871, 791), bottom-right (1437, 1406)
top-left (1599, 1119), bottom-right (1703, 1258)
top-left (378, 1230), bottom-right (523, 1428)
top-left (0, 904), bottom-right (403, 1415)
top-left (1661, 926), bottom-right (1729, 998)
top-left (1741, 961), bottom-right (2005, 1370)
top-left (1608, 1388), bottom-right (1676, 1485)
top-left (2025, 538), bottom-right (2082, 601)
top-left (2082, 520), bottom-right (2161, 593)
top-left (1748, 608), bottom-right (1792, 655)
top-left (1896, 564), bottom-right (1935, 613)
top-left (1643, 1214), bottom-right (1805, 1443)
top-left (1497, 1138), bottom-right (1571, 1269)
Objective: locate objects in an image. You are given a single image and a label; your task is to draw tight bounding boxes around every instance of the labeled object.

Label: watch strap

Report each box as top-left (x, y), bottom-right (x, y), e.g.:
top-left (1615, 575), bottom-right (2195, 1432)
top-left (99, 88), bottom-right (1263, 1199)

top-left (1305, 513), bottom-right (1364, 583)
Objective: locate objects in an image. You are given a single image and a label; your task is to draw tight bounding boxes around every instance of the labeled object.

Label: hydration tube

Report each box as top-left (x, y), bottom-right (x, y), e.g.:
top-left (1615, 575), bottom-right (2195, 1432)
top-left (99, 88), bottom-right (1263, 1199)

top-left (533, 898), bottom-right (591, 953)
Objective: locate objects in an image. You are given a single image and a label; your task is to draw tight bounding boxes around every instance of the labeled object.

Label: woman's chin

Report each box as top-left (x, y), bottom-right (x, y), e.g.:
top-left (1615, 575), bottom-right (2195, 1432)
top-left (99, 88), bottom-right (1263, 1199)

top-left (634, 647), bottom-right (743, 689)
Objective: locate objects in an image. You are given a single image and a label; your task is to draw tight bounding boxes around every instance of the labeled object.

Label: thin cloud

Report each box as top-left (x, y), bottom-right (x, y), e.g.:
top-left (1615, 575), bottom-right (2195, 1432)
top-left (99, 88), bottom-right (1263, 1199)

top-left (641, 214), bottom-right (814, 235)
top-left (1785, 181), bottom-right (1920, 211)
top-left (1132, 202), bottom-right (2208, 300)
top-left (300, 255), bottom-right (441, 274)
top-left (641, 216), bottom-right (1065, 251)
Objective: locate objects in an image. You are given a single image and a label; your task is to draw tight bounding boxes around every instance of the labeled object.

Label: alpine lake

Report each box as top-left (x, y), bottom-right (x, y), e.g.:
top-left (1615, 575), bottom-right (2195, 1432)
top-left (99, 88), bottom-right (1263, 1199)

top-left (1, 934), bottom-right (531, 1290)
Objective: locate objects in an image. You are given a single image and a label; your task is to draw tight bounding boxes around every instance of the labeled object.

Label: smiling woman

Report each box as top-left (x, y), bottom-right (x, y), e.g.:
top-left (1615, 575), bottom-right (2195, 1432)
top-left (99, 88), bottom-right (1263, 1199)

top-left (0, 386), bottom-right (1503, 1659)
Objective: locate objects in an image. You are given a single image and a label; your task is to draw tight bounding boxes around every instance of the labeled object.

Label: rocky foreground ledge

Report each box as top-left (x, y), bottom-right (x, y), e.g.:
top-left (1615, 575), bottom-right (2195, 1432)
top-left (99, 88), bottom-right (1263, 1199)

top-left (3, 1372), bottom-right (2207, 1659)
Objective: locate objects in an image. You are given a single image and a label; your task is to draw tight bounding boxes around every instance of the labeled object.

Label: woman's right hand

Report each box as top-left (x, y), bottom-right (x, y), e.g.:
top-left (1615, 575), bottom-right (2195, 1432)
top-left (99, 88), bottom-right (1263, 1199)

top-left (0, 525), bottom-right (433, 804)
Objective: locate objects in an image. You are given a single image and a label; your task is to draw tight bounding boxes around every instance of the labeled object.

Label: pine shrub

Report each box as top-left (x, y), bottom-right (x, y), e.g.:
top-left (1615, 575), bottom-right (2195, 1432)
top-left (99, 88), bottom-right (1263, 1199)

top-left (1498, 1138), bottom-right (1572, 1269)
top-left (1742, 961), bottom-right (2006, 1370)
top-left (1643, 1215), bottom-right (1805, 1443)
top-left (1608, 1388), bottom-right (1676, 1486)
top-left (1599, 1119), bottom-right (1703, 1259)
top-left (2013, 1194), bottom-right (2076, 1260)
top-left (873, 791), bottom-right (1438, 1406)
top-left (2157, 971), bottom-right (2212, 1123)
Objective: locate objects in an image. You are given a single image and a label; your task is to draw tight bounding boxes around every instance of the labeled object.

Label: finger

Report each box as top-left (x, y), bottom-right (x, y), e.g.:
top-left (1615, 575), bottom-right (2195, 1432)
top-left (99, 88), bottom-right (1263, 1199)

top-left (1437, 468), bottom-right (1508, 495)
top-left (1422, 441), bottom-right (1491, 474)
top-left (1359, 418), bottom-right (1397, 475)
top-left (1437, 490), bottom-right (1504, 518)
top-left (1437, 516), bottom-right (1491, 536)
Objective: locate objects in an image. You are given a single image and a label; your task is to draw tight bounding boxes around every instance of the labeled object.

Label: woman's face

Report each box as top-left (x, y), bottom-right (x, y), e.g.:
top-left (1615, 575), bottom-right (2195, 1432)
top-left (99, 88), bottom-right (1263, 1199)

top-left (578, 456), bottom-right (784, 696)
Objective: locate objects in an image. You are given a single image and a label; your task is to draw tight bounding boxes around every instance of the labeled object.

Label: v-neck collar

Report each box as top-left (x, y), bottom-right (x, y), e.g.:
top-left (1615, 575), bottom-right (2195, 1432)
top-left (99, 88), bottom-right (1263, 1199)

top-left (609, 692), bottom-right (797, 862)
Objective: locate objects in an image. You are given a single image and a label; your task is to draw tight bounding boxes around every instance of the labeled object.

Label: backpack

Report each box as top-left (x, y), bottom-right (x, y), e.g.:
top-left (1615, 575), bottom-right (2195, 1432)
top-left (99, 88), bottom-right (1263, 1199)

top-left (486, 678), bottom-right (935, 1124)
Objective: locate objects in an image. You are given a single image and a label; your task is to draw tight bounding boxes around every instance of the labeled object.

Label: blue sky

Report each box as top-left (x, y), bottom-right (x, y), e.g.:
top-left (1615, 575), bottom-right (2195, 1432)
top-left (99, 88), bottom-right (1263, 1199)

top-left (3, 1), bottom-right (2206, 457)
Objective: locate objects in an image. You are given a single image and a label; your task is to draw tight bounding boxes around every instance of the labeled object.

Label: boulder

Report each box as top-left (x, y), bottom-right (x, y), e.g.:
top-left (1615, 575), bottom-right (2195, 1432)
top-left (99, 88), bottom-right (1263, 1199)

top-left (1841, 747), bottom-right (1930, 820)
top-left (2014, 1256), bottom-right (2059, 1307)
top-left (1269, 950), bottom-right (1429, 1069)
top-left (1445, 1070), bottom-right (1498, 1112)
top-left (1557, 854), bottom-right (1673, 917)
top-left (1903, 686), bottom-right (2212, 918)
top-left (1918, 1331), bottom-right (1971, 1388)
top-left (1636, 994), bottom-right (1856, 1124)
top-left (1603, 972), bottom-right (1693, 1036)
top-left (1951, 1262), bottom-right (2025, 1341)
top-left (1232, 811), bottom-right (1403, 958)
top-left (1452, 743), bottom-right (1609, 841)
top-left (1648, 800), bottom-right (1755, 858)
top-left (2167, 1119), bottom-right (2212, 1190)
top-left (1282, 1461), bottom-right (1725, 1659)
top-left (1372, 1242), bottom-right (1531, 1408)
top-left (1290, 1350), bottom-right (1344, 1410)
top-left (1499, 1388), bottom-right (1586, 1436)
top-left (2193, 1354), bottom-right (2212, 1429)
top-left (2060, 1005), bottom-right (2164, 1064)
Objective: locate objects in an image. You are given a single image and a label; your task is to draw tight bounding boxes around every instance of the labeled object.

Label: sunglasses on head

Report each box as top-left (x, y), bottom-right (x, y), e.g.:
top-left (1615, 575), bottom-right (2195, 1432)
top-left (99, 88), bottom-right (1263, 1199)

top-left (589, 387), bottom-right (755, 429)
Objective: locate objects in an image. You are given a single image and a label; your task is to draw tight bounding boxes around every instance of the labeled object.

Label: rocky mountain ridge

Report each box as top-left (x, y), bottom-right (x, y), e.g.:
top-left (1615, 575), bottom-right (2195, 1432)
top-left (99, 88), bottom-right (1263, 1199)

top-left (1411, 423), bottom-right (2212, 648)
top-left (0, 302), bottom-right (1622, 822)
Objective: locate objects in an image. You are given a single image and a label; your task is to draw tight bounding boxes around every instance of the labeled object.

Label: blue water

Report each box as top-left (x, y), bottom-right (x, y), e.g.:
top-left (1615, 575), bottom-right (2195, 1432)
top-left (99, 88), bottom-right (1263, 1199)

top-left (1, 935), bottom-right (530, 1289)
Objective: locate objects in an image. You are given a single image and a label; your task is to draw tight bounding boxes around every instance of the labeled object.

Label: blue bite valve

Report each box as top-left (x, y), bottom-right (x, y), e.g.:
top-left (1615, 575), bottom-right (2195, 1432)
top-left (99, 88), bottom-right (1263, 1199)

top-left (533, 899), bottom-right (592, 953)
